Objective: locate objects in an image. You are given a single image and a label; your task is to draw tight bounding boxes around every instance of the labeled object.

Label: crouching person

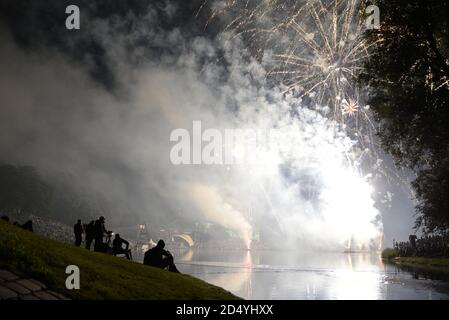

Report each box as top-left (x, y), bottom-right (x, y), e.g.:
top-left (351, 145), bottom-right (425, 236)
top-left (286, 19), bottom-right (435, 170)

top-left (112, 234), bottom-right (132, 260)
top-left (143, 240), bottom-right (180, 273)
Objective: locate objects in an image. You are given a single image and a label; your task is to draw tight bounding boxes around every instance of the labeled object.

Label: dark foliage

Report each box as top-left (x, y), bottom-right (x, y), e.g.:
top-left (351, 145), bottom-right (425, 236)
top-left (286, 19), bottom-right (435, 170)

top-left (360, 0), bottom-right (449, 233)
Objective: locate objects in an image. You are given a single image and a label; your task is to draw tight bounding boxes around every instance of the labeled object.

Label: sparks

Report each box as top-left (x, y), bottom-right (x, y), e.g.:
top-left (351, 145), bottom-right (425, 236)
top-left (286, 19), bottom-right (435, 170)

top-left (204, 0), bottom-right (376, 122)
top-left (202, 0), bottom-right (389, 178)
top-left (342, 98), bottom-right (359, 116)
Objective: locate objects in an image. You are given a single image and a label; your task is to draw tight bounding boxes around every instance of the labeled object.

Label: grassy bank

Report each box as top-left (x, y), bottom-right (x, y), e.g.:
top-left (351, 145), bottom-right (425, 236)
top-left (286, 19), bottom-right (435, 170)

top-left (0, 221), bottom-right (239, 300)
top-left (382, 248), bottom-right (449, 275)
top-left (392, 257), bottom-right (449, 274)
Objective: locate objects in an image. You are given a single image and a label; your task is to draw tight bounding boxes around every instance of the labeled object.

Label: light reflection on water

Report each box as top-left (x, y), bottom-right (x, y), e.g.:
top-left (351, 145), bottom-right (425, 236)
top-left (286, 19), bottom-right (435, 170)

top-left (172, 249), bottom-right (449, 300)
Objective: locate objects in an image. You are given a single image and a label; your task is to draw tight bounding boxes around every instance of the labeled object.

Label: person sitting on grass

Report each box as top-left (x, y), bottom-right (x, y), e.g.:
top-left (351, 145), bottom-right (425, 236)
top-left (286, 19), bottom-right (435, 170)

top-left (143, 240), bottom-right (180, 273)
top-left (112, 233), bottom-right (132, 260)
top-left (22, 220), bottom-right (33, 232)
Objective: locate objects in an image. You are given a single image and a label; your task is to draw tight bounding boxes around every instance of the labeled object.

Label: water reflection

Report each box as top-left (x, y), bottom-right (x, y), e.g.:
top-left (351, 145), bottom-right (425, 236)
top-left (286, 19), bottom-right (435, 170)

top-left (174, 249), bottom-right (449, 300)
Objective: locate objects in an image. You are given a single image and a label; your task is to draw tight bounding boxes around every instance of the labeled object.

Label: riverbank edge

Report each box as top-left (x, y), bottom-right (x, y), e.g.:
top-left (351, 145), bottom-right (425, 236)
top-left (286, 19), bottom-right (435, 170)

top-left (382, 249), bottom-right (449, 275)
top-left (0, 220), bottom-right (240, 300)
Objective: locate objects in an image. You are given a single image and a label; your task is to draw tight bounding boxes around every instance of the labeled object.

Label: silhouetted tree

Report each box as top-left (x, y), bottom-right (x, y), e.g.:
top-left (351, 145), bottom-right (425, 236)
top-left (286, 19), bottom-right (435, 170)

top-left (412, 161), bottom-right (449, 233)
top-left (360, 0), bottom-right (449, 233)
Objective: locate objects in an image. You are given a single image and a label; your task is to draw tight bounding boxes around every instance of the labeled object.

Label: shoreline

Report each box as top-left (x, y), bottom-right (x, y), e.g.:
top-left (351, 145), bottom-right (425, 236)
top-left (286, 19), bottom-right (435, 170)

top-left (385, 256), bottom-right (449, 276)
top-left (0, 221), bottom-right (240, 300)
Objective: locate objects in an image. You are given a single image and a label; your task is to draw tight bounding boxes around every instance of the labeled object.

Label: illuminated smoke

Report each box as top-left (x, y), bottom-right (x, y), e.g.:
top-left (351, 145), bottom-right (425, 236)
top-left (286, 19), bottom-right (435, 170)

top-left (0, 1), bottom-right (385, 250)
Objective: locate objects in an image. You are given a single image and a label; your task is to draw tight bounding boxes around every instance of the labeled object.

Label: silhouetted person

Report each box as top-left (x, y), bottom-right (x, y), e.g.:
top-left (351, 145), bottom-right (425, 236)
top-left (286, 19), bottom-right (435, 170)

top-left (85, 220), bottom-right (95, 250)
top-left (104, 230), bottom-right (114, 254)
top-left (1, 215), bottom-right (9, 223)
top-left (143, 240), bottom-right (180, 273)
top-left (113, 234), bottom-right (132, 260)
top-left (93, 216), bottom-right (109, 252)
top-left (74, 219), bottom-right (83, 247)
top-left (22, 220), bottom-right (33, 232)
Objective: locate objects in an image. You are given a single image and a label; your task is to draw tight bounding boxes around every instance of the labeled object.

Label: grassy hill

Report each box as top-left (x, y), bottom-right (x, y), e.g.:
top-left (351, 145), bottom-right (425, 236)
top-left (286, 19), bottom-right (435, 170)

top-left (0, 221), bottom-right (239, 300)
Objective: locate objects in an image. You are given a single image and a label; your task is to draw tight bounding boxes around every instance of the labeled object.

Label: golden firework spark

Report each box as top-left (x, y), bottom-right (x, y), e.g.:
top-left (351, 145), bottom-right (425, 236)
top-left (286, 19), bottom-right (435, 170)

top-left (342, 98), bottom-right (359, 115)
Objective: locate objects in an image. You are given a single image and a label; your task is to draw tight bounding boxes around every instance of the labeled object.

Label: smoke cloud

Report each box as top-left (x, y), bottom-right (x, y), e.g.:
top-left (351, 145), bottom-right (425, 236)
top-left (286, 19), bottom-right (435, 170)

top-left (0, 0), bottom-right (414, 249)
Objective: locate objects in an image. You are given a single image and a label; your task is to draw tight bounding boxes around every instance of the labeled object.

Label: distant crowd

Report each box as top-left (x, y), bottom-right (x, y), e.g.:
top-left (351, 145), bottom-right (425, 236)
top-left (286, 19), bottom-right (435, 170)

top-left (394, 234), bottom-right (449, 257)
top-left (73, 217), bottom-right (134, 261)
top-left (74, 217), bottom-right (180, 273)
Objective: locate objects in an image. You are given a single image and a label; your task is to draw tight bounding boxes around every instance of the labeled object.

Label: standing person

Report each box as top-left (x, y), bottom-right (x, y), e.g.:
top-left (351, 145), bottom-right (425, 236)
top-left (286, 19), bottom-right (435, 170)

top-left (93, 216), bottom-right (108, 252)
top-left (74, 219), bottom-right (83, 247)
top-left (85, 220), bottom-right (95, 250)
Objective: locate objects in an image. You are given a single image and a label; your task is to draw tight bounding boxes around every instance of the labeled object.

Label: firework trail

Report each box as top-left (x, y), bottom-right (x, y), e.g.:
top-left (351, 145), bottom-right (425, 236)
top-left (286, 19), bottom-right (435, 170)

top-left (202, 1), bottom-right (412, 184)
top-left (201, 0), bottom-right (379, 141)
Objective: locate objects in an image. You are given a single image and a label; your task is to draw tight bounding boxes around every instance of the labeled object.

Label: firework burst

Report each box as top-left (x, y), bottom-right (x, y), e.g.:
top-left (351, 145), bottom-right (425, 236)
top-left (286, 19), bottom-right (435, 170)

top-left (202, 0), bottom-right (377, 124)
top-left (342, 98), bottom-right (359, 116)
top-left (197, 0), bottom-right (414, 246)
top-left (200, 0), bottom-right (414, 194)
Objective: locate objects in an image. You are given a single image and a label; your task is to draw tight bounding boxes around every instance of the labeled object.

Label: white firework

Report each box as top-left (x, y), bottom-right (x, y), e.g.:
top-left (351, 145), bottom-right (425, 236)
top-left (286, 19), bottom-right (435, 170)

top-left (203, 0), bottom-right (377, 124)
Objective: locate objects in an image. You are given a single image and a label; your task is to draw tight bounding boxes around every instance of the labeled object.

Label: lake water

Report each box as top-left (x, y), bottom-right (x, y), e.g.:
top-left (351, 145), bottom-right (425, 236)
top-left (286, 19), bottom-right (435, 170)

top-left (171, 249), bottom-right (449, 300)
